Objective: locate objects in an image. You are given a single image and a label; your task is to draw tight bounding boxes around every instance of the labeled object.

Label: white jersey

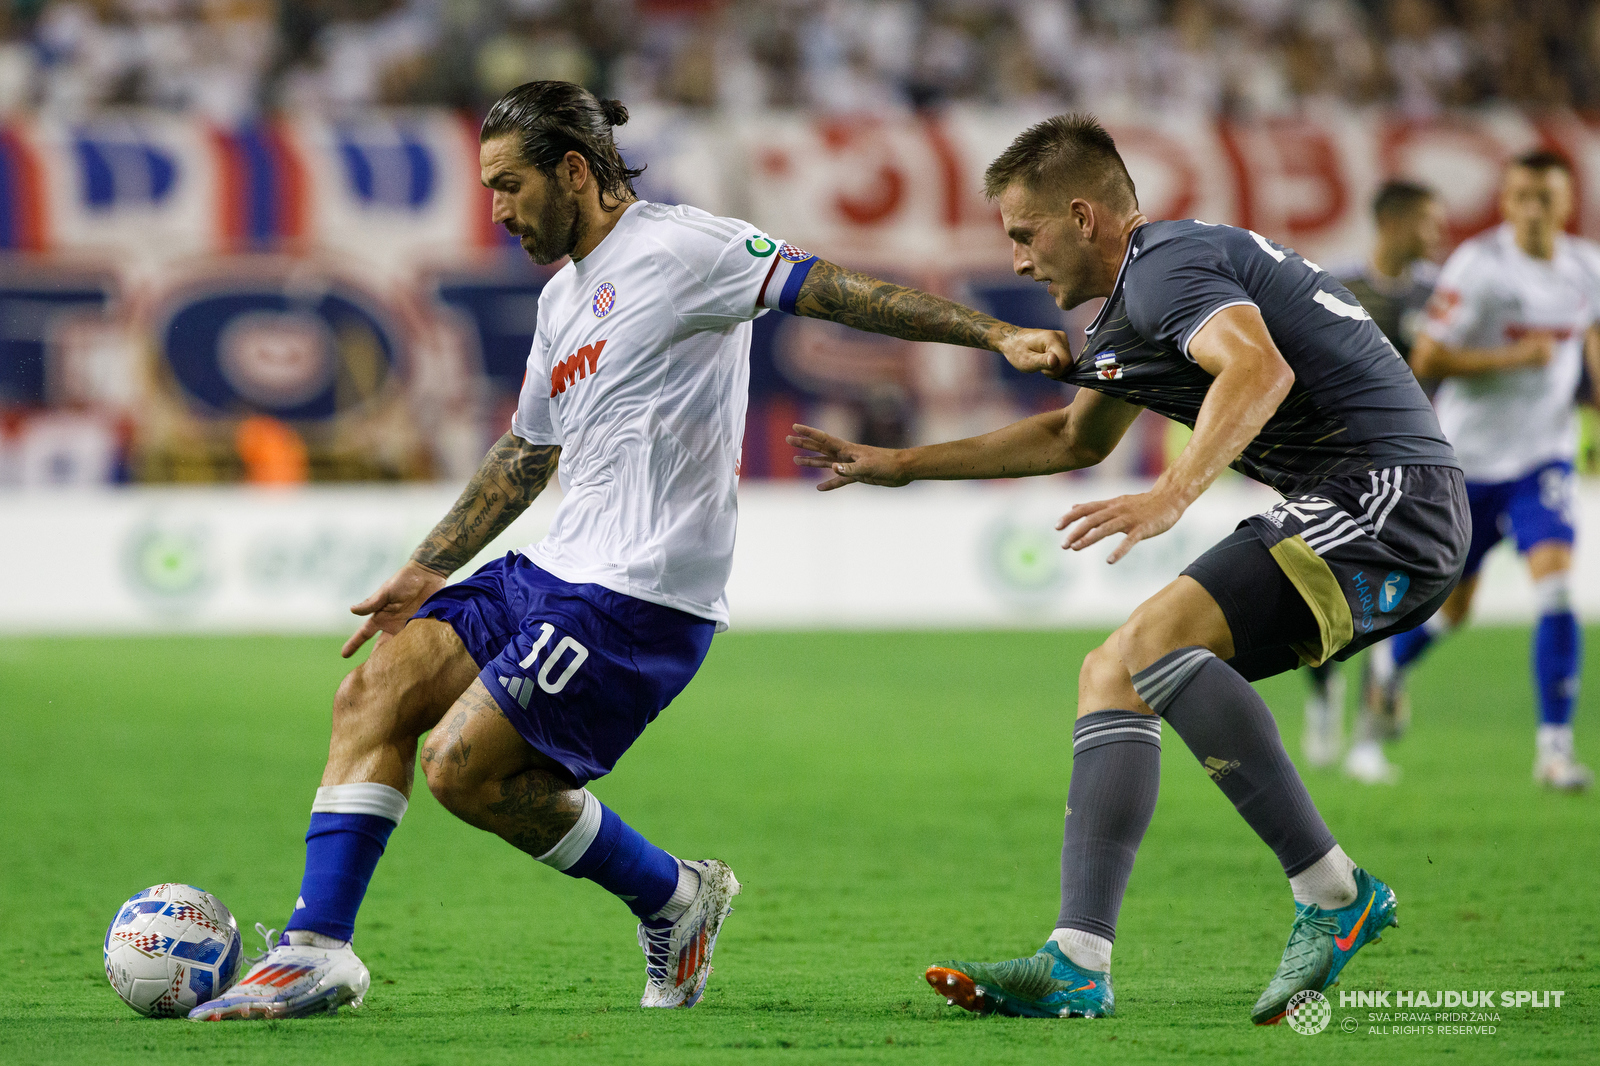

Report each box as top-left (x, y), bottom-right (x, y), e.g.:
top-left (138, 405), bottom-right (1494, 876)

top-left (511, 200), bottom-right (817, 628)
top-left (1424, 224), bottom-right (1600, 483)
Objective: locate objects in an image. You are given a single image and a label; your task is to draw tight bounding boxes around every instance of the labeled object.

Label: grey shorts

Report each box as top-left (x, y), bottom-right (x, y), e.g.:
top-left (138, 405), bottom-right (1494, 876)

top-left (1183, 465), bottom-right (1469, 682)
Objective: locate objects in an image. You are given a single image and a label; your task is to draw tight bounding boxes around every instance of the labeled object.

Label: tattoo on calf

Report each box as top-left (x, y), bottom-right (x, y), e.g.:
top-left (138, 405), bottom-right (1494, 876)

top-left (793, 259), bottom-right (1016, 351)
top-left (487, 771), bottom-right (585, 857)
top-left (424, 685), bottom-right (582, 856)
top-left (412, 434), bottom-right (561, 577)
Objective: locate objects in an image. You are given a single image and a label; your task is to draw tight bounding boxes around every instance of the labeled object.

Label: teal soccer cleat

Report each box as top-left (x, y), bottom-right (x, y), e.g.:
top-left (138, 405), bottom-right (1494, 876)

top-left (925, 941), bottom-right (1113, 1018)
top-left (1252, 867), bottom-right (1398, 1025)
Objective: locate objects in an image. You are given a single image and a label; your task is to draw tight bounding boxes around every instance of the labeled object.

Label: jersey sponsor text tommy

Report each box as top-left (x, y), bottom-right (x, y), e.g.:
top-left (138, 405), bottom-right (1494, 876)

top-left (550, 340), bottom-right (606, 397)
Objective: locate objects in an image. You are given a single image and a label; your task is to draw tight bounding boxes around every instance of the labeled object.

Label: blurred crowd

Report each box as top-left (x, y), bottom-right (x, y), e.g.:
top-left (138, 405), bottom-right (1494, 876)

top-left (2, 0), bottom-right (1600, 122)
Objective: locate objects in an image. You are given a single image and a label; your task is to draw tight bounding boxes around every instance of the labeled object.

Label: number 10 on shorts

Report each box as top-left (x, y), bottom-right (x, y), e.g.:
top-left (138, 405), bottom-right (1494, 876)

top-left (506, 622), bottom-right (590, 705)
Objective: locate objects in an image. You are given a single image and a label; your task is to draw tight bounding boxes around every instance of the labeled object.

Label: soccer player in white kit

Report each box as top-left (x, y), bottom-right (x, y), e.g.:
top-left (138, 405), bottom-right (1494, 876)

top-left (1364, 150), bottom-right (1600, 791)
top-left (188, 81), bottom-right (1068, 1020)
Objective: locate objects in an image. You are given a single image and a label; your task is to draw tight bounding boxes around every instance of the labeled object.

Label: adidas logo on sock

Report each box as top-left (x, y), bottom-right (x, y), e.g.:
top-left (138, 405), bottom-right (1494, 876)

top-left (1204, 756), bottom-right (1241, 781)
top-left (499, 675), bottom-right (533, 710)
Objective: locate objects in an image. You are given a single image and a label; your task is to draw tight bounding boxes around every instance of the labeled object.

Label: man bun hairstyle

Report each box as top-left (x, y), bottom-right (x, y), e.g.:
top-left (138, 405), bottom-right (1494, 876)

top-left (481, 81), bottom-right (644, 209)
top-left (1372, 180), bottom-right (1435, 223)
top-left (983, 113), bottom-right (1138, 212)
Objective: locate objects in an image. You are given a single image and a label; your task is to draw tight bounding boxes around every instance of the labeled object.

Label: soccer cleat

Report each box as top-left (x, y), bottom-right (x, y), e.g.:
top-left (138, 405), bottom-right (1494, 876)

top-left (244, 923), bottom-right (279, 967)
top-left (1534, 753), bottom-right (1594, 792)
top-left (637, 859), bottom-right (740, 1008)
top-left (1360, 657), bottom-right (1410, 740)
top-left (1302, 670), bottom-right (1345, 768)
top-left (1342, 739), bottom-right (1400, 785)
top-left (925, 941), bottom-right (1113, 1019)
top-left (188, 936), bottom-right (370, 1020)
top-left (1251, 867), bottom-right (1397, 1025)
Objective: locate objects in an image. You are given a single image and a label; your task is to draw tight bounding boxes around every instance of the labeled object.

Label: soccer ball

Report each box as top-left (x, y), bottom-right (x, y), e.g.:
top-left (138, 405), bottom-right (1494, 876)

top-left (104, 884), bottom-right (243, 1017)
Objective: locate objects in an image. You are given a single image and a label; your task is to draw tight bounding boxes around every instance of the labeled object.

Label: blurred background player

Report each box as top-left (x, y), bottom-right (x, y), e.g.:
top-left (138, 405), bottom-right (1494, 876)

top-left (1361, 150), bottom-right (1600, 792)
top-left (1300, 180), bottom-right (1444, 776)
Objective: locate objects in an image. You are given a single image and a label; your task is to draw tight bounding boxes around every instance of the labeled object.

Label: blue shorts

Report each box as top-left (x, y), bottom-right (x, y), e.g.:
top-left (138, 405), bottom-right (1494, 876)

top-left (1462, 460), bottom-right (1576, 577)
top-left (413, 553), bottom-right (715, 786)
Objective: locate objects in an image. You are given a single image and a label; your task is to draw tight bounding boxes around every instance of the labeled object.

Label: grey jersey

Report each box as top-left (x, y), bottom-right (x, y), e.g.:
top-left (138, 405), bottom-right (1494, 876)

top-left (1336, 261), bottom-right (1436, 363)
top-left (1069, 220), bottom-right (1458, 497)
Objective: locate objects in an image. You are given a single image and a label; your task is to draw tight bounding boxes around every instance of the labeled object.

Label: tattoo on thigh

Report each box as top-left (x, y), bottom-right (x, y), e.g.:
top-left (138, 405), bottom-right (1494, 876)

top-left (442, 707), bottom-right (472, 768)
top-left (421, 695), bottom-right (480, 770)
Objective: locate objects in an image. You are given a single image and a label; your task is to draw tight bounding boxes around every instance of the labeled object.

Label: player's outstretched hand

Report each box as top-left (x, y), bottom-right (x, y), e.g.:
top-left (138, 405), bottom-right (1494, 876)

top-left (997, 328), bottom-right (1073, 379)
top-left (1057, 490), bottom-right (1187, 564)
top-left (787, 424), bottom-right (911, 490)
top-left (342, 561), bottom-right (449, 658)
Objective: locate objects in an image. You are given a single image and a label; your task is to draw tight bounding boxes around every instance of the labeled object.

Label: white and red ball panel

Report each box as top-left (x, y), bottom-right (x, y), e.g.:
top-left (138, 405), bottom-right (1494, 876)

top-left (104, 884), bottom-right (243, 1017)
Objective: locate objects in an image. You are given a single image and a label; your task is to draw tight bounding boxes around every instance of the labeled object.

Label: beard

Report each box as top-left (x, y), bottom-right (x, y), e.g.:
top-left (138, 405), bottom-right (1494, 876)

top-left (517, 182), bottom-right (583, 265)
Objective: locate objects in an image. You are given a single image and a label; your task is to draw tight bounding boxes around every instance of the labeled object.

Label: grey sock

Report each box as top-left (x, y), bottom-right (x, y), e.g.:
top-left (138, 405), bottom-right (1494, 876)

top-left (1133, 647), bottom-right (1336, 877)
top-left (1056, 710), bottom-right (1162, 940)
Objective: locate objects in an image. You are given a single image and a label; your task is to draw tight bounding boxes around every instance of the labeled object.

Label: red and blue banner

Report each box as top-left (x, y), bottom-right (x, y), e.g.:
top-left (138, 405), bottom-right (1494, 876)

top-left (5, 105), bottom-right (1600, 485)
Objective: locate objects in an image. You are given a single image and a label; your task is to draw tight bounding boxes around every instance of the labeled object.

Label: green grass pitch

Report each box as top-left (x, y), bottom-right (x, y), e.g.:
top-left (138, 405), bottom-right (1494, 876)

top-left (1, 628), bottom-right (1594, 1065)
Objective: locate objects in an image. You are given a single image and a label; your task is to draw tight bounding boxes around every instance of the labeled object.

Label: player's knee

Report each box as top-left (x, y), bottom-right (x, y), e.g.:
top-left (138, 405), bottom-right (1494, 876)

top-left (1080, 641), bottom-right (1123, 688)
top-left (330, 662), bottom-right (407, 743)
top-left (1116, 609), bottom-right (1170, 677)
top-left (422, 755), bottom-right (469, 814)
top-left (1078, 641), bottom-right (1133, 717)
top-left (330, 667), bottom-right (370, 738)
top-left (423, 740), bottom-right (500, 820)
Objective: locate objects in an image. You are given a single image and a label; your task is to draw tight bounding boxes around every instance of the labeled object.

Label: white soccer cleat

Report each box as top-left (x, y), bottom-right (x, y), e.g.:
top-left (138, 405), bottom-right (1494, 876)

top-left (1534, 753), bottom-right (1594, 792)
top-left (188, 935), bottom-right (370, 1020)
top-left (1302, 671), bottom-right (1345, 769)
top-left (1343, 739), bottom-right (1400, 785)
top-left (637, 859), bottom-right (741, 1009)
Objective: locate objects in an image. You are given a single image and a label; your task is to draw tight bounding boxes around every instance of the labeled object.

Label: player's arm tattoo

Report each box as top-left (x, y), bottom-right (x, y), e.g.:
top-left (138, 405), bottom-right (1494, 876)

top-left (794, 259), bottom-right (1016, 351)
top-left (411, 433), bottom-right (560, 577)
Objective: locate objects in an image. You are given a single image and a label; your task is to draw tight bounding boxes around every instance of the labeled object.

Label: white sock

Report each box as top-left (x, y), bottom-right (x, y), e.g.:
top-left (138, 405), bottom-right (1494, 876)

top-left (1048, 927), bottom-right (1112, 973)
top-left (1370, 613), bottom-right (1454, 691)
top-left (1532, 573), bottom-right (1572, 614)
top-left (286, 929), bottom-right (349, 949)
top-left (1289, 843), bottom-right (1358, 909)
top-left (311, 782), bottom-right (408, 822)
top-left (1424, 612), bottom-right (1454, 637)
top-left (647, 861), bottom-right (701, 923)
top-left (1537, 724), bottom-right (1575, 761)
top-left (534, 789), bottom-right (603, 870)
top-left (1367, 639), bottom-right (1397, 687)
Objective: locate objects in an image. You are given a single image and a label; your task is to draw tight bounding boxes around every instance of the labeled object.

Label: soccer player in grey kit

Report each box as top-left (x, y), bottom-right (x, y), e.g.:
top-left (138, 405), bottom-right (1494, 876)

top-left (792, 116), bottom-right (1468, 1024)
